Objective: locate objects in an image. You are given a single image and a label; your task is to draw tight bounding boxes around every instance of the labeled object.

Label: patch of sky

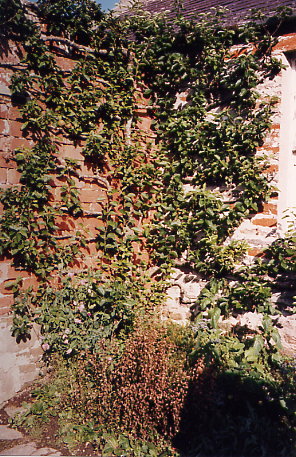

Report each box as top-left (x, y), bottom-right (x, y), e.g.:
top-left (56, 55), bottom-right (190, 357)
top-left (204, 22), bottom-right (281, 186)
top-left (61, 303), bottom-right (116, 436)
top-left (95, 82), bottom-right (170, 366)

top-left (29, 0), bottom-right (118, 12)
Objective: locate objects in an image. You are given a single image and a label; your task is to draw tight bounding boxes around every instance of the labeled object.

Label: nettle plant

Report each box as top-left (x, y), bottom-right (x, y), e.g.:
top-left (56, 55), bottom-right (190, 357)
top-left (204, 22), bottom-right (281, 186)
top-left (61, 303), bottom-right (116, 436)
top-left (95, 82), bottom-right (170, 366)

top-left (0, 0), bottom-right (295, 455)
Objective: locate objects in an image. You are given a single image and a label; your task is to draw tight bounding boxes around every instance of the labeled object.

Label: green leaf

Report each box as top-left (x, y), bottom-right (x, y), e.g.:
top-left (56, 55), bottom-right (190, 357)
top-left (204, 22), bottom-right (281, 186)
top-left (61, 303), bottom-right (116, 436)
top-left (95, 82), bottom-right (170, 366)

top-left (210, 307), bottom-right (221, 329)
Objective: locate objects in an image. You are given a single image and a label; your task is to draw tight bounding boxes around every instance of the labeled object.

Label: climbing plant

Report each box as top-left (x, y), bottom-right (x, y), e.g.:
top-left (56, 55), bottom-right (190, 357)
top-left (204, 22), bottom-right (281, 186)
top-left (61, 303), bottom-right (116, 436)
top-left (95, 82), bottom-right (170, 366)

top-left (0, 0), bottom-right (295, 455)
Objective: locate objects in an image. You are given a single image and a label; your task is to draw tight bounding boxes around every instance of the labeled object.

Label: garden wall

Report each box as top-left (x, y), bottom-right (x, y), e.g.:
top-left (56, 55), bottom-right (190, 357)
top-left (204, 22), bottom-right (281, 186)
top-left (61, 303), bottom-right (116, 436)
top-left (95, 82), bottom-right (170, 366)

top-left (1, 12), bottom-right (296, 404)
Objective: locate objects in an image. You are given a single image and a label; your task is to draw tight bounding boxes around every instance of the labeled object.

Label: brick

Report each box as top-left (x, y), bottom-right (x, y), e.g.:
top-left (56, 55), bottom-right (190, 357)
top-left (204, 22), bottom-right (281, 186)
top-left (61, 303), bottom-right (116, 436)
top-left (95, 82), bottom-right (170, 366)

top-left (135, 108), bottom-right (148, 115)
top-left (89, 202), bottom-right (104, 213)
top-left (137, 116), bottom-right (152, 131)
top-left (82, 256), bottom-right (98, 270)
top-left (137, 250), bottom-right (149, 263)
top-left (81, 202), bottom-right (92, 213)
top-left (60, 175), bottom-right (82, 189)
top-left (0, 104), bottom-right (9, 119)
top-left (80, 188), bottom-right (105, 203)
top-left (247, 247), bottom-right (264, 257)
top-left (275, 34), bottom-right (296, 52)
top-left (56, 237), bottom-right (74, 247)
top-left (0, 295), bottom-right (14, 307)
top-left (7, 168), bottom-right (21, 185)
top-left (261, 202), bottom-right (277, 215)
top-left (0, 78), bottom-right (12, 97)
top-left (263, 164), bottom-right (278, 174)
top-left (2, 43), bottom-right (23, 63)
top-left (0, 104), bottom-right (22, 121)
top-left (0, 119), bottom-right (10, 136)
top-left (83, 242), bottom-right (98, 256)
top-left (271, 123), bottom-right (280, 131)
top-left (22, 276), bottom-right (39, 290)
top-left (0, 152), bottom-right (16, 168)
top-left (11, 137), bottom-right (33, 151)
top-left (10, 120), bottom-right (23, 137)
top-left (0, 306), bottom-right (11, 316)
top-left (54, 56), bottom-right (77, 71)
top-left (0, 168), bottom-right (7, 184)
top-left (0, 280), bottom-right (14, 294)
top-left (58, 144), bottom-right (84, 161)
top-left (252, 217), bottom-right (277, 227)
top-left (0, 263), bottom-right (9, 279)
top-left (80, 257), bottom-right (99, 269)
top-left (68, 258), bottom-right (85, 269)
top-left (55, 216), bottom-right (76, 232)
top-left (54, 135), bottom-right (73, 146)
top-left (51, 187), bottom-right (62, 201)
top-left (0, 137), bottom-right (7, 153)
top-left (0, 183), bottom-right (16, 192)
top-left (265, 147), bottom-right (279, 154)
top-left (79, 163), bottom-right (98, 175)
top-left (85, 182), bottom-right (107, 191)
top-left (0, 137), bottom-right (33, 153)
top-left (48, 176), bottom-right (67, 188)
top-left (82, 217), bottom-right (102, 230)
top-left (6, 262), bottom-right (28, 276)
top-left (81, 218), bottom-right (103, 237)
top-left (0, 273), bottom-right (36, 294)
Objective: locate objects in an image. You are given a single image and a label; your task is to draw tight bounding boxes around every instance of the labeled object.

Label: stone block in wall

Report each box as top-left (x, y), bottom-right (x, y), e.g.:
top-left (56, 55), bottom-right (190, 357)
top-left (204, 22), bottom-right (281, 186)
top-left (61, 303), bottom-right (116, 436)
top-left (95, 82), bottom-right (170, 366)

top-left (277, 314), bottom-right (296, 356)
top-left (163, 307), bottom-right (191, 323)
top-left (220, 311), bottom-right (296, 356)
top-left (166, 285), bottom-right (181, 308)
top-left (229, 218), bottom-right (278, 250)
top-left (165, 270), bottom-right (206, 324)
top-left (170, 269), bottom-right (204, 304)
top-left (0, 318), bottom-right (41, 406)
top-left (163, 285), bottom-right (191, 324)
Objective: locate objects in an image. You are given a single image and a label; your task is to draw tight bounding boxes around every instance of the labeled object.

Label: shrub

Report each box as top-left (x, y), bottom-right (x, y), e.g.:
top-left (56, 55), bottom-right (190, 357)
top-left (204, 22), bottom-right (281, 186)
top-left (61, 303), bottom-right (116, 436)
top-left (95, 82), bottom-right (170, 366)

top-left (71, 320), bottom-right (194, 441)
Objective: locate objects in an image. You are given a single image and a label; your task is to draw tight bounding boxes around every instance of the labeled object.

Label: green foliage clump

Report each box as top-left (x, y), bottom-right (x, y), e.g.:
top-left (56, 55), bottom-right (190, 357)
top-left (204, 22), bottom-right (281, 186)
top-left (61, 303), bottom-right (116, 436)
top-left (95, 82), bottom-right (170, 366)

top-left (37, 0), bottom-right (103, 44)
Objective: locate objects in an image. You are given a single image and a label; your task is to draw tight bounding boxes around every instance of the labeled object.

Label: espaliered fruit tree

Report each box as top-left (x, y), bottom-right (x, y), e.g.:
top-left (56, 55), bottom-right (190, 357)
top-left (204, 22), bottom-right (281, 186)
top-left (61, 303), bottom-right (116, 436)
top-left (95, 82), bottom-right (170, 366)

top-left (0, 0), bottom-right (295, 455)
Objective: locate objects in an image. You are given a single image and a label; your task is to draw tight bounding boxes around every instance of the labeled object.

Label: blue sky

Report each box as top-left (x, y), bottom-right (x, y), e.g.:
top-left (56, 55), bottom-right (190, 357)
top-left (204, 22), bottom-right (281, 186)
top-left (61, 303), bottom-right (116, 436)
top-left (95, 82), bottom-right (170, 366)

top-left (30, 0), bottom-right (118, 12)
top-left (99, 0), bottom-right (118, 11)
